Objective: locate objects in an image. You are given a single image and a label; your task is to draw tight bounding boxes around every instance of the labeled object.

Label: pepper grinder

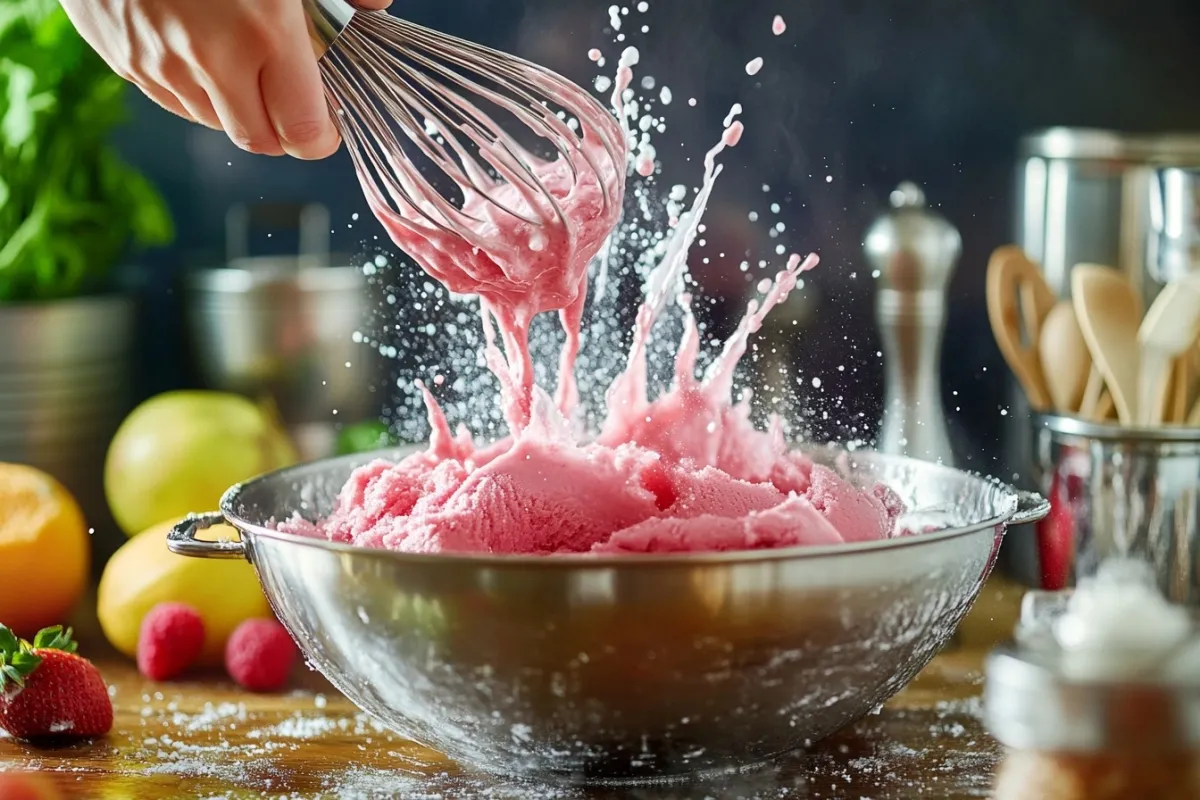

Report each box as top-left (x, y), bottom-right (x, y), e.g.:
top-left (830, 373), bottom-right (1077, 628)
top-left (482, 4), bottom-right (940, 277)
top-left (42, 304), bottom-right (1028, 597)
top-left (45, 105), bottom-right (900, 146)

top-left (864, 181), bottom-right (960, 466)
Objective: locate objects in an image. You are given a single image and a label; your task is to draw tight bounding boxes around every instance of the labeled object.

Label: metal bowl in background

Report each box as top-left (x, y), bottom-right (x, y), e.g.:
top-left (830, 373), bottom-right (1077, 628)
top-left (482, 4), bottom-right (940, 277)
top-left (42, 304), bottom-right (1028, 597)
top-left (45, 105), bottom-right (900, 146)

top-left (168, 446), bottom-right (1047, 784)
top-left (184, 203), bottom-right (388, 459)
top-left (1004, 413), bottom-right (1200, 604)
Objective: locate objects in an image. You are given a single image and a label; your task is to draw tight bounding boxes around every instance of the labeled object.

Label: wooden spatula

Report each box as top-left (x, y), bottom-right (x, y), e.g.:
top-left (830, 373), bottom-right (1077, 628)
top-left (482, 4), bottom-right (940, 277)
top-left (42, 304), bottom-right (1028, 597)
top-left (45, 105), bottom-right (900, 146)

top-left (987, 245), bottom-right (1057, 411)
top-left (1169, 353), bottom-right (1194, 424)
top-left (1136, 274), bottom-right (1200, 426)
top-left (1072, 264), bottom-right (1143, 426)
top-left (1038, 301), bottom-right (1092, 413)
top-left (1096, 388), bottom-right (1117, 421)
top-left (1079, 367), bottom-right (1107, 420)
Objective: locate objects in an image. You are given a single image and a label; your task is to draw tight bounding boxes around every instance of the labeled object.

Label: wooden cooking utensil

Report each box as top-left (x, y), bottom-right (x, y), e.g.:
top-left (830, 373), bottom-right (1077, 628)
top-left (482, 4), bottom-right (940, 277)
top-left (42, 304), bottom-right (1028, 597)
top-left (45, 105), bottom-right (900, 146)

top-left (1096, 389), bottom-right (1117, 421)
top-left (1135, 275), bottom-right (1200, 426)
top-left (1079, 367), bottom-right (1107, 420)
top-left (987, 245), bottom-right (1057, 411)
top-left (1038, 301), bottom-right (1092, 413)
top-left (1071, 264), bottom-right (1143, 426)
top-left (1170, 354), bottom-right (1193, 424)
top-left (1190, 395), bottom-right (1200, 427)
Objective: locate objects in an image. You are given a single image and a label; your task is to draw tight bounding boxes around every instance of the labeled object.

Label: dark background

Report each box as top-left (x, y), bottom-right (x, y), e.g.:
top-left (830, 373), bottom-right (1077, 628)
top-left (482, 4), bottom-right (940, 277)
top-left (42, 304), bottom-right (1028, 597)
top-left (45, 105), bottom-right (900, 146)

top-left (115, 0), bottom-right (1200, 470)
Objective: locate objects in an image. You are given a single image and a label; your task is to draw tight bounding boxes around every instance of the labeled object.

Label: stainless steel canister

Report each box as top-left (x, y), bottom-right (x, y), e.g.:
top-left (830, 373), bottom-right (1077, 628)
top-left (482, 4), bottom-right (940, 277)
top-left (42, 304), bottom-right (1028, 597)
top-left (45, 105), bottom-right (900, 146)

top-left (1007, 413), bottom-right (1200, 604)
top-left (1148, 165), bottom-right (1200, 288)
top-left (1016, 128), bottom-right (1200, 303)
top-left (1000, 130), bottom-right (1200, 586)
top-left (184, 203), bottom-right (387, 459)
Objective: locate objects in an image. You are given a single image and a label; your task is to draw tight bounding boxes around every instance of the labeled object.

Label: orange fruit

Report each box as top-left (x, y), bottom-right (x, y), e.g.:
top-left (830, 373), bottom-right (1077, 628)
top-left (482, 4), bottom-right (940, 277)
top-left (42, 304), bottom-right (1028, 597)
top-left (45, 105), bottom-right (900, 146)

top-left (0, 464), bottom-right (90, 638)
top-left (0, 772), bottom-right (63, 800)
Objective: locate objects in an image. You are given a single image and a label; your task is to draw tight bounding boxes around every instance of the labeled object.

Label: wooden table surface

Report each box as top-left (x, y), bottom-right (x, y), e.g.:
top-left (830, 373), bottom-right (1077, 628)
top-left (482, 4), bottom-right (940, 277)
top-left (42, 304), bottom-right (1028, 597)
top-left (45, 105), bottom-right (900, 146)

top-left (0, 578), bottom-right (1026, 800)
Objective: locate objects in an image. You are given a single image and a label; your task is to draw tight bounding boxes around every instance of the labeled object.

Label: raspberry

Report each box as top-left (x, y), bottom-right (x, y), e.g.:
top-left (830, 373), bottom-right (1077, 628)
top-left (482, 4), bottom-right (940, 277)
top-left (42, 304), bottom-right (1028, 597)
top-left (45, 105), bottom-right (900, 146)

top-left (136, 603), bottom-right (205, 681)
top-left (224, 619), bottom-right (296, 692)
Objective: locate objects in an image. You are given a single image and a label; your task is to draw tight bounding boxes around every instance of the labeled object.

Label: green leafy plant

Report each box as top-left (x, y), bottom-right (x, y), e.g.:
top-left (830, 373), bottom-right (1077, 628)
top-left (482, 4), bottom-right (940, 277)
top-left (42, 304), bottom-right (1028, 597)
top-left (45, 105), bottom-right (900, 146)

top-left (0, 0), bottom-right (174, 302)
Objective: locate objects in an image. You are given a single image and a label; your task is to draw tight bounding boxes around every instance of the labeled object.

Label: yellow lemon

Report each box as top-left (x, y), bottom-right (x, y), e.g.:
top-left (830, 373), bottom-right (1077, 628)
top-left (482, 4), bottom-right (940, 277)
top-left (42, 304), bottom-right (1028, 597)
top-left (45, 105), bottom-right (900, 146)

top-left (104, 391), bottom-right (298, 537)
top-left (97, 517), bottom-right (271, 664)
top-left (0, 463), bottom-right (90, 638)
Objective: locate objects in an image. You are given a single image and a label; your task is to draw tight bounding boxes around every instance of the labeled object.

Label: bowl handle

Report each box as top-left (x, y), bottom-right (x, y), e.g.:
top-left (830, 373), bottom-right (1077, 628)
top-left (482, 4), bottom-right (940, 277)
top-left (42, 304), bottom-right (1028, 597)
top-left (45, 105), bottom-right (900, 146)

top-left (166, 512), bottom-right (247, 559)
top-left (1009, 489), bottom-right (1051, 527)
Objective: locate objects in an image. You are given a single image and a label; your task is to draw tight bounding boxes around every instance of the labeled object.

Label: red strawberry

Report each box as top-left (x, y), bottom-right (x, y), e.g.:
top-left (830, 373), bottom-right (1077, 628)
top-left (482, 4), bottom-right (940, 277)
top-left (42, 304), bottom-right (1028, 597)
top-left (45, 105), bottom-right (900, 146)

top-left (0, 624), bottom-right (113, 740)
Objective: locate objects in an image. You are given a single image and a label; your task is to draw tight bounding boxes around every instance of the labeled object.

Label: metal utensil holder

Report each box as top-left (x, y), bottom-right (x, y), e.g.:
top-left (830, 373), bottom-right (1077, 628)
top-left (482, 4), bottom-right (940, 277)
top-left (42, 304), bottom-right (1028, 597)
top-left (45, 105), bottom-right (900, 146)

top-left (1016, 414), bottom-right (1200, 604)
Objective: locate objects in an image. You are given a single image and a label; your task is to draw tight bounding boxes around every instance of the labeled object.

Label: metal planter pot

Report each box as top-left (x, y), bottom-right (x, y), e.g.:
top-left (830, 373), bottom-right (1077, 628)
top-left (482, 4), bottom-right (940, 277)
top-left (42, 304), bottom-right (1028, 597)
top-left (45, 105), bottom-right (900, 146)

top-left (0, 294), bottom-right (137, 566)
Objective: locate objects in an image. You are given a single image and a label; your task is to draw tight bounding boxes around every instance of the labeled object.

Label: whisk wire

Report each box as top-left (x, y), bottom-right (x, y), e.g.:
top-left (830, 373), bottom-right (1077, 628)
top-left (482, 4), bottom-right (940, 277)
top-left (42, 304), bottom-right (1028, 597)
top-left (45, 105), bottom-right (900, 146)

top-left (317, 8), bottom-right (627, 260)
top-left (325, 52), bottom-right (457, 226)
top-left (374, 29), bottom-right (578, 226)
top-left (334, 18), bottom-right (564, 231)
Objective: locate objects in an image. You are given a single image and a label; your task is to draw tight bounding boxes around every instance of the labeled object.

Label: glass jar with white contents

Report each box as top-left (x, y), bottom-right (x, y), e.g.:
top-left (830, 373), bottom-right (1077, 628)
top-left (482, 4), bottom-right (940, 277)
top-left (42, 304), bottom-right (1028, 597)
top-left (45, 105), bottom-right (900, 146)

top-left (984, 558), bottom-right (1200, 800)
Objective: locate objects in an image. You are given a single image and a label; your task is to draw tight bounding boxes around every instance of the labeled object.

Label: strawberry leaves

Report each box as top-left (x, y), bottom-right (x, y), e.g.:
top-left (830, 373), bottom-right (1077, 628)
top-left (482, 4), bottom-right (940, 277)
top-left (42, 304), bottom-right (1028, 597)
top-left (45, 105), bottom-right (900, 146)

top-left (0, 624), bottom-right (42, 690)
top-left (0, 624), bottom-right (77, 690)
top-left (32, 625), bottom-right (77, 654)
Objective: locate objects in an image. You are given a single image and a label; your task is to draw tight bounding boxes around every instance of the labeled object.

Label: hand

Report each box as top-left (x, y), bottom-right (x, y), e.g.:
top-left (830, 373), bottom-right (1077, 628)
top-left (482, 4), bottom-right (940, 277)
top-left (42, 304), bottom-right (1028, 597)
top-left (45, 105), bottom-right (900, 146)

top-left (60, 0), bottom-right (392, 160)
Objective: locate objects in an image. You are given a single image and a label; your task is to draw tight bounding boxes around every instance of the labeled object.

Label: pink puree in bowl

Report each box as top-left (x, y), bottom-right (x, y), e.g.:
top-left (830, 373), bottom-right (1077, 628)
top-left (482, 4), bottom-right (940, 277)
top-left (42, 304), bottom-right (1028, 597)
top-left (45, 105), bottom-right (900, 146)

top-left (280, 44), bottom-right (906, 555)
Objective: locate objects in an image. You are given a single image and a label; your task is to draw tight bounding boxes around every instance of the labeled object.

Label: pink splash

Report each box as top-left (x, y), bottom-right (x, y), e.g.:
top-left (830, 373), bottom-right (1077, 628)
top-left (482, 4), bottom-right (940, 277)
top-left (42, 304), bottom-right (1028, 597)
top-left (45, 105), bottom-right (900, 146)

top-left (290, 28), bottom-right (907, 557)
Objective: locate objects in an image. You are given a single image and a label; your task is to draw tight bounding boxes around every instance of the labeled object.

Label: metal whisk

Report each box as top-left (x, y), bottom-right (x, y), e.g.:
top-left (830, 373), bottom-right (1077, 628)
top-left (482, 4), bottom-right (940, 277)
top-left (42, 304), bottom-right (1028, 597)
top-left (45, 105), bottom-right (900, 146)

top-left (300, 0), bottom-right (626, 241)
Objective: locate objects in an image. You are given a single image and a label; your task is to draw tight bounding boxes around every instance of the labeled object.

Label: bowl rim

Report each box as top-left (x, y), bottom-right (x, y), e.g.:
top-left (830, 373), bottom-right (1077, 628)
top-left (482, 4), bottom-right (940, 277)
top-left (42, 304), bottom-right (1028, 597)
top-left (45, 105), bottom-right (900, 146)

top-left (213, 445), bottom-right (1025, 568)
top-left (1036, 412), bottom-right (1200, 443)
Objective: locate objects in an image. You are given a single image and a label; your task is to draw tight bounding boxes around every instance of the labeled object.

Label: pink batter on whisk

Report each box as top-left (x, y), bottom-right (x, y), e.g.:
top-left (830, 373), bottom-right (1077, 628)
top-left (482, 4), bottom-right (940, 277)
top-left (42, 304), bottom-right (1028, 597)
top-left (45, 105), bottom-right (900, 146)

top-left (369, 145), bottom-right (621, 431)
top-left (287, 13), bottom-right (908, 556)
top-left (325, 11), bottom-right (627, 431)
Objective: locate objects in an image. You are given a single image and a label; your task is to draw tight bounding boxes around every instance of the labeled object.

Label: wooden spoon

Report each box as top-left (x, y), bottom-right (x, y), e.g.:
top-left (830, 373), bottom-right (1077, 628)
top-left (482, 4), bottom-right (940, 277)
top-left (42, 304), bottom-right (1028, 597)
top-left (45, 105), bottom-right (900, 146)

top-left (1170, 354), bottom-right (1193, 424)
top-left (1136, 275), bottom-right (1200, 426)
top-left (1072, 264), bottom-right (1143, 426)
top-left (987, 245), bottom-right (1057, 411)
top-left (1189, 394), bottom-right (1200, 426)
top-left (1038, 301), bottom-right (1092, 413)
top-left (1079, 367), bottom-right (1106, 420)
top-left (1096, 388), bottom-right (1117, 421)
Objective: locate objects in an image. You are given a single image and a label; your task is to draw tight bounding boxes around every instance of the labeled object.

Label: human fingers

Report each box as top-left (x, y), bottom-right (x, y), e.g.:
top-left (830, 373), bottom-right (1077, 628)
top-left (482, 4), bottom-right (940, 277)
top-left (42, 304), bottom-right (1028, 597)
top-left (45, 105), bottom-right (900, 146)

top-left (258, 3), bottom-right (341, 159)
top-left (141, 79), bottom-right (224, 131)
top-left (196, 43), bottom-right (287, 156)
top-left (125, 76), bottom-right (194, 123)
top-left (353, 0), bottom-right (393, 9)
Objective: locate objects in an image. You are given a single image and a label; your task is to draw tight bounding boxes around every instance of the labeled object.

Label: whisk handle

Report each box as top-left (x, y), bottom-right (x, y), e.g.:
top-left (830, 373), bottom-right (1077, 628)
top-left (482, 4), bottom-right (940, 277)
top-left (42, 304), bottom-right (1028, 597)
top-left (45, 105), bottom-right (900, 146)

top-left (302, 0), bottom-right (356, 57)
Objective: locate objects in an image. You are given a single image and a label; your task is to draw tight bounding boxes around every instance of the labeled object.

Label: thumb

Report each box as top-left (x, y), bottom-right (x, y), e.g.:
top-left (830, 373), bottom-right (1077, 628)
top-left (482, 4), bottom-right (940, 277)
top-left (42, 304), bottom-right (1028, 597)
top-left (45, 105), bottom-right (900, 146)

top-left (353, 0), bottom-right (393, 9)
